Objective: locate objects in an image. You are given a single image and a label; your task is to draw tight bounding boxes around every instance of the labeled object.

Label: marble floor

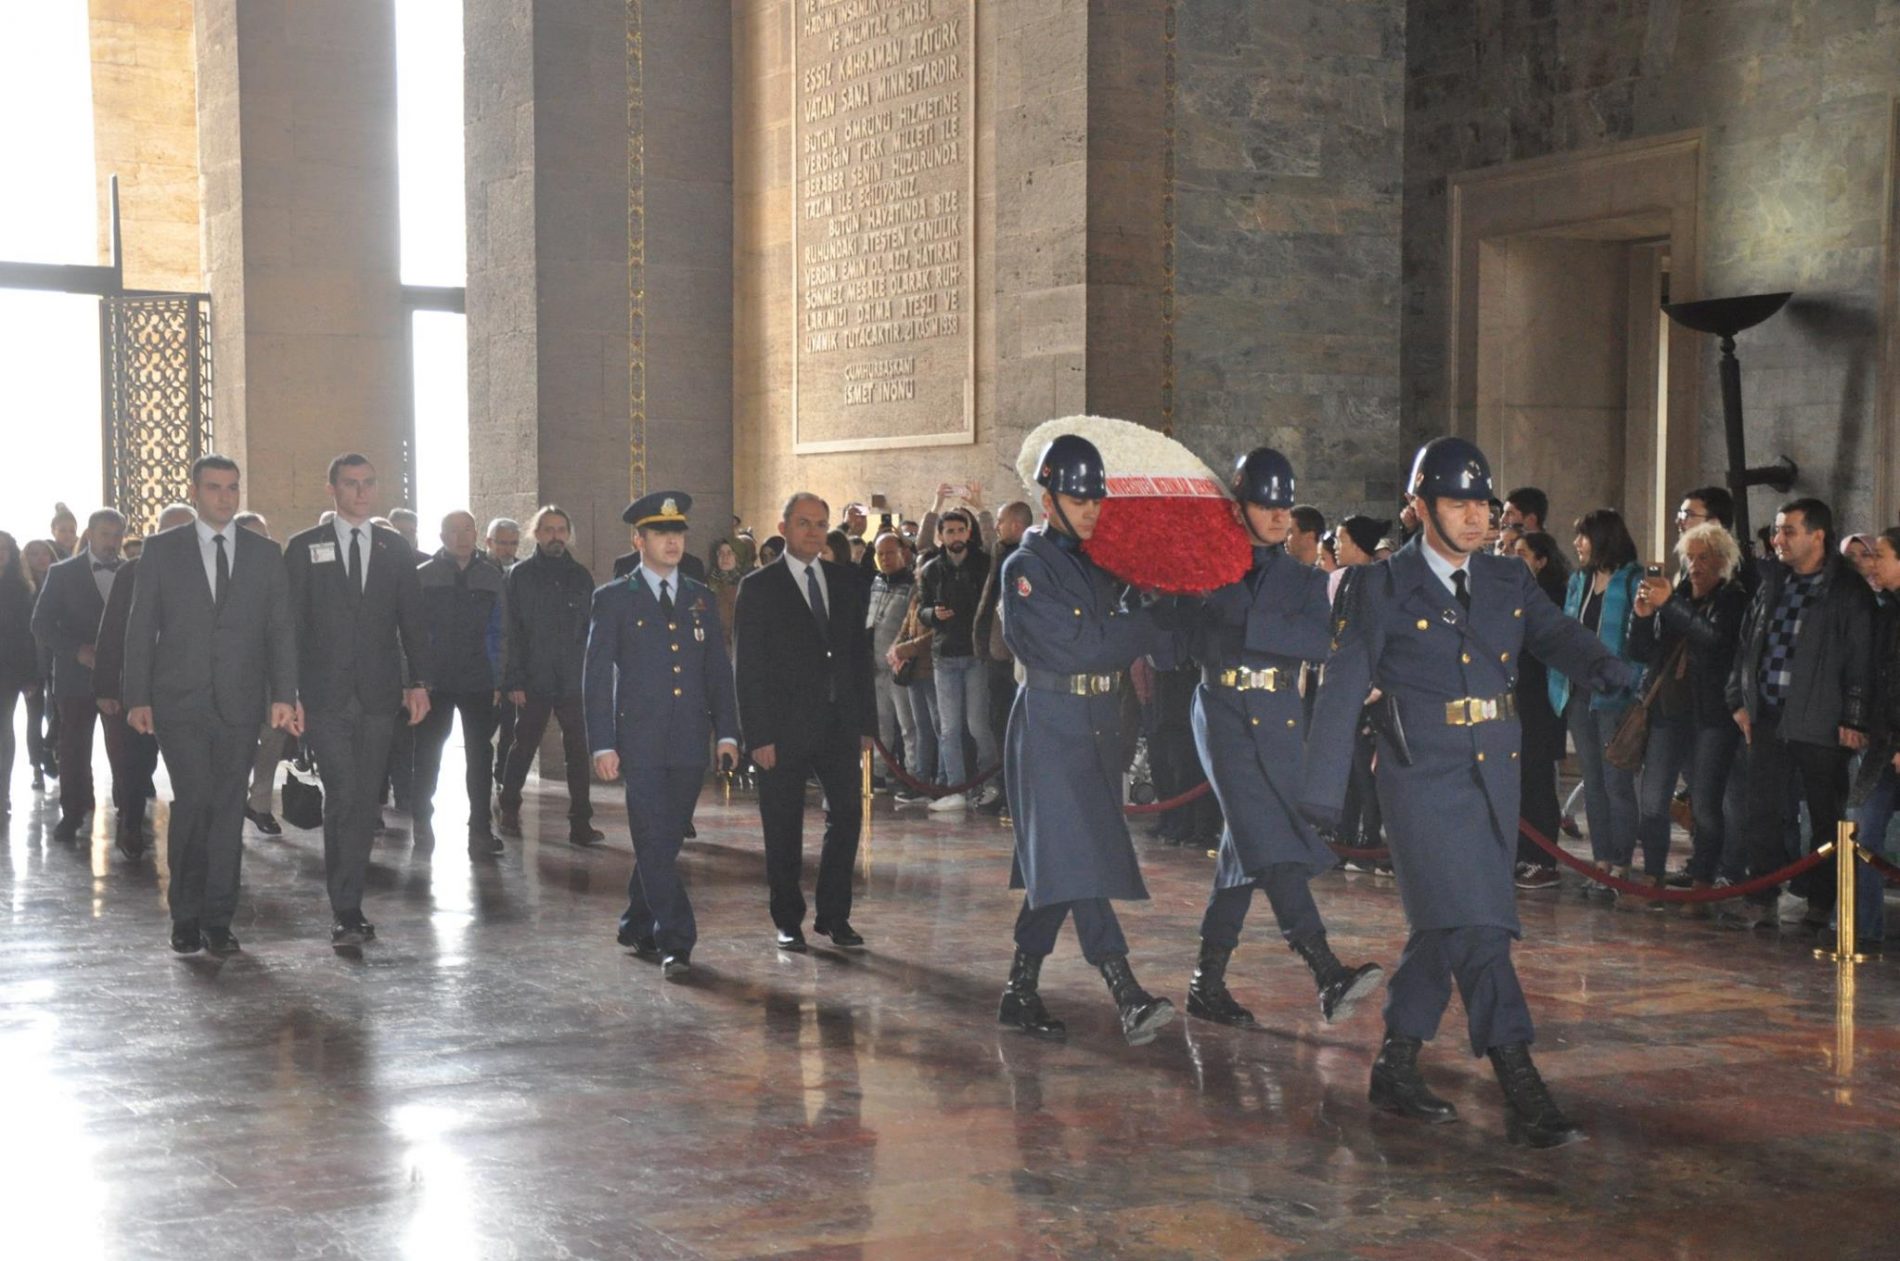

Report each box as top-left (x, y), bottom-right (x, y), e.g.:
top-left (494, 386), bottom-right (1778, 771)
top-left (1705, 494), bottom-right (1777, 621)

top-left (3, 742), bottom-right (1899, 1261)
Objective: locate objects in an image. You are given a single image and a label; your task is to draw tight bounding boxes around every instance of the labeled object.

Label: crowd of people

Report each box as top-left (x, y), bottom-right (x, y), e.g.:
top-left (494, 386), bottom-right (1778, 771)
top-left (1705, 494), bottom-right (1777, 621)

top-left (1, 436), bottom-right (1895, 1147)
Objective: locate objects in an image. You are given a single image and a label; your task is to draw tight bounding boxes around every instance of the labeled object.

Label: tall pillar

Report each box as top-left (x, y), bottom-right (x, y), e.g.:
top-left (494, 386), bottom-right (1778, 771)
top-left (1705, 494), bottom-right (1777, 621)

top-left (195, 0), bottom-right (406, 534)
top-left (466, 0), bottom-right (732, 578)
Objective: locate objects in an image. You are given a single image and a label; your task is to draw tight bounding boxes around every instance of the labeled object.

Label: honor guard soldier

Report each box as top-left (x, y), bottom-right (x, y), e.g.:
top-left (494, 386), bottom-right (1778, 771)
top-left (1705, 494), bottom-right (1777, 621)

top-left (1185, 447), bottom-right (1384, 1029)
top-left (584, 490), bottom-right (740, 979)
top-left (996, 434), bottom-right (1183, 1046)
top-left (1302, 437), bottom-right (1634, 1148)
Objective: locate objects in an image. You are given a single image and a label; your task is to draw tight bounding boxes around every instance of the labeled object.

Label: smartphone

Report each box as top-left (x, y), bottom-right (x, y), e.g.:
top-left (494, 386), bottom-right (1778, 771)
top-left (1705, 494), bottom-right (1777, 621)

top-left (1645, 563), bottom-right (1663, 578)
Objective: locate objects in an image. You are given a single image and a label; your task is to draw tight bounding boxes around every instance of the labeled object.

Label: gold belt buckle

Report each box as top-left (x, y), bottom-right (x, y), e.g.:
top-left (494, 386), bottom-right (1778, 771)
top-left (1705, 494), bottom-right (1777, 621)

top-left (1090, 673), bottom-right (1115, 695)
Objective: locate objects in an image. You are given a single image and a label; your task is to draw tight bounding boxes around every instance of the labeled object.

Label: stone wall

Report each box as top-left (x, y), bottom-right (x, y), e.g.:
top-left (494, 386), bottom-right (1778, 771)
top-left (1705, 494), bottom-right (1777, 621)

top-left (1171, 0), bottom-right (1408, 520)
top-left (1404, 0), bottom-right (1900, 529)
top-left (90, 0), bottom-right (203, 292)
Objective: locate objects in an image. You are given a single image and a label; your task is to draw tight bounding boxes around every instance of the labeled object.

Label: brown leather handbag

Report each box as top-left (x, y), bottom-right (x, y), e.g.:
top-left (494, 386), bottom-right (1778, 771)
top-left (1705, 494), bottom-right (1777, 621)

top-left (1605, 640), bottom-right (1687, 772)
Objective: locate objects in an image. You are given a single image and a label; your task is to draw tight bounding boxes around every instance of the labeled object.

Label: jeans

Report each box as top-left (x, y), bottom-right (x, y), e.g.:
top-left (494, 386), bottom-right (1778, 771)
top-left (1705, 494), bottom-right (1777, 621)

top-left (1741, 710), bottom-right (1851, 911)
top-left (1637, 715), bottom-right (1742, 882)
top-left (1566, 696), bottom-right (1638, 867)
top-left (873, 667), bottom-right (921, 775)
top-left (932, 655), bottom-right (998, 788)
top-left (907, 677), bottom-right (941, 783)
top-left (1851, 759), bottom-right (1897, 943)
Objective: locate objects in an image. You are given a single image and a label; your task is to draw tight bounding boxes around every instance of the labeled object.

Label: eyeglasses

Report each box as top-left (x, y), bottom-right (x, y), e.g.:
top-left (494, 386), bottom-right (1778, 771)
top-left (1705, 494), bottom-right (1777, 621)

top-left (1676, 509), bottom-right (1710, 523)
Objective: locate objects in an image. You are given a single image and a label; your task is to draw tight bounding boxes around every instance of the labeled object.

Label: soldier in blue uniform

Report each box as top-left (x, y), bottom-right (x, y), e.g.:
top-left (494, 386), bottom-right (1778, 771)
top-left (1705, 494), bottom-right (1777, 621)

top-left (1302, 438), bottom-right (1635, 1148)
top-left (995, 435), bottom-right (1182, 1046)
top-left (584, 490), bottom-right (740, 980)
top-left (1186, 448), bottom-right (1384, 1029)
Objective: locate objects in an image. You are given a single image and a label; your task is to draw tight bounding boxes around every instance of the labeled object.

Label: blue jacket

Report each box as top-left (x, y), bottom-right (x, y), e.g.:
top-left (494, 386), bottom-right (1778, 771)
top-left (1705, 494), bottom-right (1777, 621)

top-left (1000, 525), bottom-right (1178, 907)
top-left (1303, 539), bottom-right (1633, 934)
top-left (583, 566), bottom-right (738, 768)
top-left (1191, 544), bottom-right (1337, 887)
top-left (1549, 564), bottom-right (1643, 714)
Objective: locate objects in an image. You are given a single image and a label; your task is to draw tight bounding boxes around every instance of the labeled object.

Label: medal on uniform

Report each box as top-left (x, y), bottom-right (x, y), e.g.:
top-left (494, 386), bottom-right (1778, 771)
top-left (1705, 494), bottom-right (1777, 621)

top-left (694, 623), bottom-right (705, 642)
top-left (1015, 575), bottom-right (1032, 597)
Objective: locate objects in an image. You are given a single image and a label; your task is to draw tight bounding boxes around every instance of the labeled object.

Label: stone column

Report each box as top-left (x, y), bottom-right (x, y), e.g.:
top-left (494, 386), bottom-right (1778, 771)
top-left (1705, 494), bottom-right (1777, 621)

top-left (466, 0), bottom-right (732, 578)
top-left (195, 0), bottom-right (407, 533)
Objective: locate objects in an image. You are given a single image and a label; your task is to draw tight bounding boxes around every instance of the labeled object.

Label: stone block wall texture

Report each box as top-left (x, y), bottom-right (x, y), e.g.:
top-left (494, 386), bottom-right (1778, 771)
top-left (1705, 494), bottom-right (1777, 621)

top-left (1404, 0), bottom-right (1900, 530)
top-left (467, 0), bottom-right (732, 577)
top-left (1172, 0), bottom-right (1409, 520)
top-left (90, 0), bottom-right (203, 292)
top-left (195, 0), bottom-right (407, 536)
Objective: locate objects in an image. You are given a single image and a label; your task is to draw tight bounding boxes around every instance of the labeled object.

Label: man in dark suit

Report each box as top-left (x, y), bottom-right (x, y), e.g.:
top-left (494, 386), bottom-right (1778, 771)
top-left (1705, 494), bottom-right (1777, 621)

top-left (284, 453), bottom-right (432, 946)
top-left (734, 492), bottom-right (877, 951)
top-left (31, 508), bottom-right (133, 843)
top-left (93, 502), bottom-right (198, 859)
top-left (587, 491), bottom-right (740, 978)
top-left (124, 458), bottom-right (298, 956)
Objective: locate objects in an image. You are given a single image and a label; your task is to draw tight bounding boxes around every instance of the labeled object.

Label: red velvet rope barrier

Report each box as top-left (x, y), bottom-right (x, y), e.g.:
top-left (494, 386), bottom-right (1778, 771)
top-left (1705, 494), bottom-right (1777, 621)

top-left (1329, 842), bottom-right (1393, 862)
top-left (1854, 843), bottom-right (1900, 887)
top-left (1123, 781), bottom-right (1213, 815)
top-left (1517, 818), bottom-right (1834, 901)
top-left (871, 739), bottom-right (1002, 799)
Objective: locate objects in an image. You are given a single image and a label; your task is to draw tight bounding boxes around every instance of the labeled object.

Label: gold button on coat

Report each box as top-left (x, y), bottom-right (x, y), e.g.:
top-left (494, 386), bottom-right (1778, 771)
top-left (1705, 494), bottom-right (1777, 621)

top-left (1416, 619), bottom-right (1429, 630)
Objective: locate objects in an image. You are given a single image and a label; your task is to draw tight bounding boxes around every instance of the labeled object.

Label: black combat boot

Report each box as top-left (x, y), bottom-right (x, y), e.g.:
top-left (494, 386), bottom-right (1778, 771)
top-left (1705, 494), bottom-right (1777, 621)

top-left (1487, 1042), bottom-right (1584, 1149)
top-left (1098, 956), bottom-right (1175, 1046)
top-left (1368, 1030), bottom-right (1459, 1123)
top-left (1185, 940), bottom-right (1257, 1028)
top-left (1288, 932), bottom-right (1385, 1024)
top-left (997, 950), bottom-right (1066, 1041)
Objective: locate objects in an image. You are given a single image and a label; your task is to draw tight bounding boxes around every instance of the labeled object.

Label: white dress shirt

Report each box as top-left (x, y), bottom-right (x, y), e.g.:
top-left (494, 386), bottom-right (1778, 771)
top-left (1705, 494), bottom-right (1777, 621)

top-left (788, 554), bottom-right (829, 616)
top-left (331, 515), bottom-right (372, 593)
top-left (196, 518), bottom-right (236, 599)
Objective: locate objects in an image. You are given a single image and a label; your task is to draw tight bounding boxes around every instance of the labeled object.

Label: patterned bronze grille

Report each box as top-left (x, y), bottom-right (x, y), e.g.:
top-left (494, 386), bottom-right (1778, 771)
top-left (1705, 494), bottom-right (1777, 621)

top-left (100, 293), bottom-right (213, 537)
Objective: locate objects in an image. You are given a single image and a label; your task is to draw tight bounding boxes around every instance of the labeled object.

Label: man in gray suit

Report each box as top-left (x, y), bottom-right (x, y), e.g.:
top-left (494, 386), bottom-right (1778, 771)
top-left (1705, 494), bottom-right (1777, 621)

top-left (124, 457), bottom-right (298, 956)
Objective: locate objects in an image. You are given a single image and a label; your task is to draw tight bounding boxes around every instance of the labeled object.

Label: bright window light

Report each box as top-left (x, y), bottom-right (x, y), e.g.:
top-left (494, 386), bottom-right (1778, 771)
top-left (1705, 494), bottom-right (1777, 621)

top-left (0, 1), bottom-right (103, 534)
top-left (411, 310), bottom-right (469, 535)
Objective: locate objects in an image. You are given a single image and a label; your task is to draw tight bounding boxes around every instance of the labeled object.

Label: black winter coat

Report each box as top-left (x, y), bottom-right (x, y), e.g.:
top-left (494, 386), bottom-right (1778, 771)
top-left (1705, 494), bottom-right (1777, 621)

top-left (1725, 555), bottom-right (1873, 742)
top-left (1628, 576), bottom-right (1749, 729)
top-left (917, 546), bottom-right (991, 659)
top-left (501, 549), bottom-right (595, 699)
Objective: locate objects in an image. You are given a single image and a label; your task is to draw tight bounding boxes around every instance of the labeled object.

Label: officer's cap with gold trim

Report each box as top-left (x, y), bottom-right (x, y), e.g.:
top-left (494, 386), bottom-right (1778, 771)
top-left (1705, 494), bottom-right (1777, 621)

top-left (624, 490), bottom-right (692, 532)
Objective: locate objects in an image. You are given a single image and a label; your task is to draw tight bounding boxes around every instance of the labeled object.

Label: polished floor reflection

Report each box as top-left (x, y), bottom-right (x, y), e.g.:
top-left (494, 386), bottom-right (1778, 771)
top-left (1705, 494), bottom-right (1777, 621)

top-left (4, 743), bottom-right (1900, 1259)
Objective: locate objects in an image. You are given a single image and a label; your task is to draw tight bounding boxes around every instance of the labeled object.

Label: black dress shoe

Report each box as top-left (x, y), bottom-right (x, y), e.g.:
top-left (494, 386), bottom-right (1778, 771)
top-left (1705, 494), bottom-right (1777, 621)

top-left (662, 951), bottom-right (692, 980)
top-left (467, 825), bottom-right (503, 856)
top-left (114, 825), bottom-right (145, 862)
top-left (495, 807), bottom-right (522, 837)
top-left (202, 927), bottom-right (241, 956)
top-left (245, 808), bottom-right (283, 836)
top-left (331, 913), bottom-right (377, 946)
top-left (617, 927), bottom-right (659, 956)
top-left (814, 921), bottom-right (865, 949)
top-left (170, 921), bottom-right (202, 954)
top-left (569, 825), bottom-right (606, 847)
top-left (684, 821), bottom-right (698, 839)
top-left (54, 815), bottom-right (83, 842)
top-left (776, 928), bottom-right (808, 952)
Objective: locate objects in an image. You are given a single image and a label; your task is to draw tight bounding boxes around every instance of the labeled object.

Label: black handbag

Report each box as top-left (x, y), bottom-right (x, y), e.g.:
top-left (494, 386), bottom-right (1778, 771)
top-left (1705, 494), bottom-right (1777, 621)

top-left (280, 739), bottom-right (325, 831)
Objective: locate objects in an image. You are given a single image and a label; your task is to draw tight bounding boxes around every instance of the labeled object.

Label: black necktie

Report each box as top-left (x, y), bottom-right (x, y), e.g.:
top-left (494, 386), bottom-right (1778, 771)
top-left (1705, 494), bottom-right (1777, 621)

top-left (659, 577), bottom-right (674, 618)
top-left (214, 533), bottom-right (229, 608)
top-left (1453, 569), bottom-right (1471, 612)
top-left (348, 528), bottom-right (363, 592)
top-left (805, 564), bottom-right (829, 640)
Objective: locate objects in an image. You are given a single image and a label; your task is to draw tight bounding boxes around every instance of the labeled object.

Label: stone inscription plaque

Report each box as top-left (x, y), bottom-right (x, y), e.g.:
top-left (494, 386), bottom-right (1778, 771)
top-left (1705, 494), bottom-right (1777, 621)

top-left (793, 0), bottom-right (975, 452)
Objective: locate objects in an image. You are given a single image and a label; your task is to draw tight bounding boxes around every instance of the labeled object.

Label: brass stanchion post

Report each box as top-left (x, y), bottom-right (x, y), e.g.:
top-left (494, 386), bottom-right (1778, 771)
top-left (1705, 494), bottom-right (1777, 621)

top-left (860, 745), bottom-right (874, 879)
top-left (1816, 823), bottom-right (1867, 964)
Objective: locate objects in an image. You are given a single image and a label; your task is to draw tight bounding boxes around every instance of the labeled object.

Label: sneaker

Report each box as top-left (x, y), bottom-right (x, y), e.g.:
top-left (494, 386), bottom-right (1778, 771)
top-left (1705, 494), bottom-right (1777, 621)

top-left (927, 792), bottom-right (968, 813)
top-left (1514, 863), bottom-right (1560, 891)
top-left (893, 790), bottom-right (927, 808)
top-left (972, 783), bottom-right (1001, 809)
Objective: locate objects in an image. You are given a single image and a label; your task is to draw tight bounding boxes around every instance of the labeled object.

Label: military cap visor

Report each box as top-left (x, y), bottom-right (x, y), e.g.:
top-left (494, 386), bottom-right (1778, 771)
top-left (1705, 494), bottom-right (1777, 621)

top-left (624, 490), bottom-right (693, 528)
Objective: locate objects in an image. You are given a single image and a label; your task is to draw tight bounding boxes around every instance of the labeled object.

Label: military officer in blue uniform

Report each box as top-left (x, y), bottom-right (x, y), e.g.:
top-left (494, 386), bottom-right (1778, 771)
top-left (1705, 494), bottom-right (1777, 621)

top-left (1186, 447), bottom-right (1384, 1030)
top-left (1302, 438), bottom-right (1634, 1149)
top-left (995, 434), bottom-right (1182, 1046)
top-left (585, 490), bottom-right (740, 980)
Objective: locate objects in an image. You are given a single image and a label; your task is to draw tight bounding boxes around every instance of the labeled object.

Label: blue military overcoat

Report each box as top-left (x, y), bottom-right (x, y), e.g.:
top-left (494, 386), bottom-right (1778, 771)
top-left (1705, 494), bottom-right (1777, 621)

top-left (583, 566), bottom-right (739, 767)
top-left (1193, 545), bottom-right (1338, 889)
top-left (1301, 538), bottom-right (1631, 934)
top-left (1000, 525), bottom-right (1176, 908)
